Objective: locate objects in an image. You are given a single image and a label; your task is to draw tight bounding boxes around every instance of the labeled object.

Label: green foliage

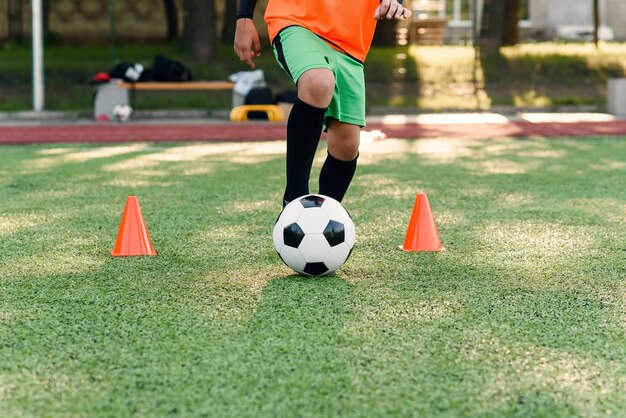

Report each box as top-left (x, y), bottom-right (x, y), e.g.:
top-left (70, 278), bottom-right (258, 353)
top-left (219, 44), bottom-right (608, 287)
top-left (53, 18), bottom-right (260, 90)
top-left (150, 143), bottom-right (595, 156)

top-left (1, 42), bottom-right (626, 111)
top-left (0, 136), bottom-right (625, 417)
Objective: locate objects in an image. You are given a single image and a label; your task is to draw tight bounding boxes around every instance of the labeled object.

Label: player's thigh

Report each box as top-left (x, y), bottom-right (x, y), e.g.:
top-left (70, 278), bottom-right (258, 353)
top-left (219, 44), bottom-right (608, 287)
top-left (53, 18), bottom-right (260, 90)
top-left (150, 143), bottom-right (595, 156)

top-left (272, 26), bottom-right (334, 85)
top-left (326, 54), bottom-right (366, 129)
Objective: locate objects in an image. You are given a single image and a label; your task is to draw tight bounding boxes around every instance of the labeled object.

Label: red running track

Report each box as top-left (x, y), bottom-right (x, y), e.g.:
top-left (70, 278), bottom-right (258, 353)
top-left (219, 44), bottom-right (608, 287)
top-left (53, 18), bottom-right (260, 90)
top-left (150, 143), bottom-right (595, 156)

top-left (1, 120), bottom-right (626, 145)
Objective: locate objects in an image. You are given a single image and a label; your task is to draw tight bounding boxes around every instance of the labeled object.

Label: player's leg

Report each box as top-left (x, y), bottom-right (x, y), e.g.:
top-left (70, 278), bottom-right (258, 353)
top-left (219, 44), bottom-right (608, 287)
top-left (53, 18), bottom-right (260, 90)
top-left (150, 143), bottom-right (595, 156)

top-left (319, 120), bottom-right (360, 202)
top-left (317, 51), bottom-right (366, 202)
top-left (272, 26), bottom-right (336, 205)
top-left (282, 69), bottom-right (334, 204)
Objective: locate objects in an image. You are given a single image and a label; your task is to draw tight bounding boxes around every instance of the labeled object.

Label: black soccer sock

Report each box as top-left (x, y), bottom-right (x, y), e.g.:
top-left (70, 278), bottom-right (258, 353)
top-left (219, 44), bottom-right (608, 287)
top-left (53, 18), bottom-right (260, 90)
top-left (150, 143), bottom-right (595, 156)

top-left (283, 98), bottom-right (327, 204)
top-left (318, 151), bottom-right (358, 202)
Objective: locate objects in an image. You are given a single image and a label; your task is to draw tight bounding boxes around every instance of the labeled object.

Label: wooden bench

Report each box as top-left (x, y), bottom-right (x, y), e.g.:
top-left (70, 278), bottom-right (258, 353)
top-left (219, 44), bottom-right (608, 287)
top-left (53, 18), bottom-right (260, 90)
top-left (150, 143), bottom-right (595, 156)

top-left (117, 81), bottom-right (235, 110)
top-left (117, 81), bottom-right (235, 91)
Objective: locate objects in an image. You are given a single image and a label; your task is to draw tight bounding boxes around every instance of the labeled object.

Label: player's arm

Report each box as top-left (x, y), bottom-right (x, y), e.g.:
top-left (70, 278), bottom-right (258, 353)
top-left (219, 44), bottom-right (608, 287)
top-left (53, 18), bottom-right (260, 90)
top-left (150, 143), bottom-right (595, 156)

top-left (234, 0), bottom-right (261, 69)
top-left (375, 0), bottom-right (411, 20)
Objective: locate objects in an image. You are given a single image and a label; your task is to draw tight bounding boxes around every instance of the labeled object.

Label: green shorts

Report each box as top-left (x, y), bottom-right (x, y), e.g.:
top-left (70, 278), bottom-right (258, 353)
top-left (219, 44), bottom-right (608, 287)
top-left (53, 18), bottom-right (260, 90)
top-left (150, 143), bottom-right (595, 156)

top-left (272, 25), bottom-right (366, 128)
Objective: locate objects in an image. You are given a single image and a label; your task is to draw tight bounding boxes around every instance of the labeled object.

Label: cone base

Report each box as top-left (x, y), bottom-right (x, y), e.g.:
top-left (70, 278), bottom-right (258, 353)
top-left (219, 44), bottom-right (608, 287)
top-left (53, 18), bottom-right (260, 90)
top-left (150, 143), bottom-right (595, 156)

top-left (398, 245), bottom-right (446, 252)
top-left (111, 250), bottom-right (157, 257)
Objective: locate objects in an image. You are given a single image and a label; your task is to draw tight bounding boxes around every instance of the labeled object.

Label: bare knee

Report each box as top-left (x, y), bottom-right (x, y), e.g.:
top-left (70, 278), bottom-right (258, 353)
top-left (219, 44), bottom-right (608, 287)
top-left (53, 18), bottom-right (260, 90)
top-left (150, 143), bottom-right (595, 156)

top-left (297, 69), bottom-right (335, 108)
top-left (327, 121), bottom-right (360, 161)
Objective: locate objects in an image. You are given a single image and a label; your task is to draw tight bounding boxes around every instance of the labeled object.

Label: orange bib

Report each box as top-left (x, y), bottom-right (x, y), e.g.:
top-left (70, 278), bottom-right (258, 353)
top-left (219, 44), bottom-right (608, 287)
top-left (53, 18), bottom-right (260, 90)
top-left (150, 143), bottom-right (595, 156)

top-left (265, 0), bottom-right (379, 62)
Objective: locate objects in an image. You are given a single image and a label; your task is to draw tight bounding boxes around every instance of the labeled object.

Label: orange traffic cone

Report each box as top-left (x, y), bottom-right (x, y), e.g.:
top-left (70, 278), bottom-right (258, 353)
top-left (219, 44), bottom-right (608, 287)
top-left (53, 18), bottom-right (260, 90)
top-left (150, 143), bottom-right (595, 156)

top-left (401, 193), bottom-right (444, 252)
top-left (111, 196), bottom-right (157, 256)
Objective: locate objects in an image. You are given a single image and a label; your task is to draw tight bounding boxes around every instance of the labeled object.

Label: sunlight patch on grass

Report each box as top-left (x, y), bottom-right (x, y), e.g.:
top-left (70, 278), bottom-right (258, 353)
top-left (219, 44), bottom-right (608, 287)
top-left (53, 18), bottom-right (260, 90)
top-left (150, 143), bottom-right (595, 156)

top-left (181, 167), bottom-right (213, 176)
top-left (477, 221), bottom-right (596, 256)
top-left (0, 211), bottom-right (73, 237)
top-left (358, 139), bottom-right (416, 165)
top-left (414, 139), bottom-right (473, 164)
top-left (475, 138), bottom-right (549, 154)
top-left (466, 336), bottom-right (626, 413)
top-left (195, 224), bottom-right (252, 241)
top-left (134, 169), bottom-right (171, 177)
top-left (345, 296), bottom-right (458, 338)
top-left (185, 268), bottom-right (285, 327)
top-left (460, 187), bottom-right (493, 197)
top-left (0, 214), bottom-right (40, 236)
top-left (230, 200), bottom-right (275, 214)
top-left (471, 221), bottom-right (599, 281)
top-left (436, 209), bottom-right (468, 227)
top-left (103, 178), bottom-right (176, 188)
top-left (186, 225), bottom-right (267, 260)
top-left (516, 149), bottom-right (567, 159)
top-left (463, 158), bottom-right (536, 175)
top-left (226, 141), bottom-right (286, 165)
top-left (362, 137), bottom-right (549, 168)
top-left (341, 138), bottom-right (541, 168)
top-left (1, 254), bottom-right (104, 277)
top-left (564, 198), bottom-right (626, 224)
top-left (354, 174), bottom-right (418, 199)
top-left (101, 142), bottom-right (283, 173)
top-left (239, 141), bottom-right (285, 155)
top-left (38, 148), bottom-right (71, 155)
top-left (588, 159), bottom-right (626, 171)
top-left (23, 144), bottom-right (150, 170)
top-left (498, 192), bottom-right (536, 209)
top-left (66, 147), bottom-right (149, 163)
top-left (146, 144), bottom-right (248, 161)
top-left (101, 156), bottom-right (162, 171)
top-left (228, 154), bottom-right (280, 165)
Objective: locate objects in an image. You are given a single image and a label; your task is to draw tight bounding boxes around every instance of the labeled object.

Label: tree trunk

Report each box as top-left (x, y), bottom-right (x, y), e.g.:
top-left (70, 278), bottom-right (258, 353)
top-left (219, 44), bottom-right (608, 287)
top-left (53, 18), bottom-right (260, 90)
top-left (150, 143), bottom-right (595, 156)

top-left (480, 0), bottom-right (521, 53)
top-left (7, 0), bottom-right (24, 43)
top-left (479, 0), bottom-right (505, 55)
top-left (593, 0), bottom-right (600, 47)
top-left (221, 0), bottom-right (237, 44)
top-left (163, 0), bottom-right (179, 41)
top-left (187, 0), bottom-right (218, 62)
top-left (183, 0), bottom-right (192, 47)
top-left (43, 0), bottom-right (50, 34)
top-left (502, 0), bottom-right (521, 46)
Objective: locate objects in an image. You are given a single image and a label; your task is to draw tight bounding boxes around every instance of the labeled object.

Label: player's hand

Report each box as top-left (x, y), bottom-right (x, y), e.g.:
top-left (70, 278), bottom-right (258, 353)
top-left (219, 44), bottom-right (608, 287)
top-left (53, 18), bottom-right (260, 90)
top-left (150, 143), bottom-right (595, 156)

top-left (374, 0), bottom-right (411, 20)
top-left (234, 18), bottom-right (261, 69)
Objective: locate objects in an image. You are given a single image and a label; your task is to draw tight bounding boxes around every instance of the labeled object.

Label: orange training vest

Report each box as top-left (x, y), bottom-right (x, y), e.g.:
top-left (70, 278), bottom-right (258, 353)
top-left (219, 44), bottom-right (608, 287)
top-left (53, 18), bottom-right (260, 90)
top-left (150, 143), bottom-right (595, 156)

top-left (265, 0), bottom-right (379, 62)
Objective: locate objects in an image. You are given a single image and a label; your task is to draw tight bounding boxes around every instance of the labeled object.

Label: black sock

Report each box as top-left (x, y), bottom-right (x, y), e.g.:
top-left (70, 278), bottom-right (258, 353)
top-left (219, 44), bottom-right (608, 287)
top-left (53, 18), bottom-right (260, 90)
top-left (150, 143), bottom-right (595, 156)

top-left (283, 98), bottom-right (327, 203)
top-left (318, 151), bottom-right (358, 202)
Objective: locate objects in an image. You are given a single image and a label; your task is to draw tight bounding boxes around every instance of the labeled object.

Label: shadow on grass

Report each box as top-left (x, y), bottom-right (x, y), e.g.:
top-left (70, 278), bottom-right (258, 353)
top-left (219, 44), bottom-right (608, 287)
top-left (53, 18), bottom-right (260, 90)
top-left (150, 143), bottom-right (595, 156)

top-left (1, 138), bottom-right (625, 416)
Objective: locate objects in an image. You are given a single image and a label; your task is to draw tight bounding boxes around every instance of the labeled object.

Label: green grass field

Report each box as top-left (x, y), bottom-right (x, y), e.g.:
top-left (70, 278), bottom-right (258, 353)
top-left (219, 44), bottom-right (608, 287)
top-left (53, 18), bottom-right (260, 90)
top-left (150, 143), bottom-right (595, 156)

top-left (1, 136), bottom-right (625, 417)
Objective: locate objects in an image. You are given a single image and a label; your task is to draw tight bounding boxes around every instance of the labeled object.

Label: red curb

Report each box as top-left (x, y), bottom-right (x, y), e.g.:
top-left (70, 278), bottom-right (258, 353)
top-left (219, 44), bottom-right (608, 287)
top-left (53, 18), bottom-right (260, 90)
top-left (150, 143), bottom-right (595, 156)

top-left (1, 120), bottom-right (625, 145)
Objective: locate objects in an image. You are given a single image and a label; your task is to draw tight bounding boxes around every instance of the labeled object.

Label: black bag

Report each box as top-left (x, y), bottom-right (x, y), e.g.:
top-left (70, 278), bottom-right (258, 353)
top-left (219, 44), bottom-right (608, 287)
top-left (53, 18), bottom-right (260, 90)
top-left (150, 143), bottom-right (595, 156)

top-left (152, 55), bottom-right (192, 82)
top-left (108, 61), bottom-right (133, 81)
top-left (108, 61), bottom-right (145, 82)
top-left (245, 87), bottom-right (274, 120)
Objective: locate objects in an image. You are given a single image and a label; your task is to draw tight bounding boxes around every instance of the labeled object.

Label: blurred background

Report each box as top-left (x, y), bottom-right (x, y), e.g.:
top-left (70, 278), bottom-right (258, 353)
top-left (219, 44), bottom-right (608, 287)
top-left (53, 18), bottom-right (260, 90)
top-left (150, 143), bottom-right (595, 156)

top-left (1, 0), bottom-right (625, 116)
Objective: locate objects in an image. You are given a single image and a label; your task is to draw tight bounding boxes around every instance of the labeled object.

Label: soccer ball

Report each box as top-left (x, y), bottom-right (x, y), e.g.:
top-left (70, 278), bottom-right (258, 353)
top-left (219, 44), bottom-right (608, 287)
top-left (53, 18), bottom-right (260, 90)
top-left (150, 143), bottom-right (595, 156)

top-left (113, 104), bottom-right (133, 122)
top-left (273, 194), bottom-right (356, 276)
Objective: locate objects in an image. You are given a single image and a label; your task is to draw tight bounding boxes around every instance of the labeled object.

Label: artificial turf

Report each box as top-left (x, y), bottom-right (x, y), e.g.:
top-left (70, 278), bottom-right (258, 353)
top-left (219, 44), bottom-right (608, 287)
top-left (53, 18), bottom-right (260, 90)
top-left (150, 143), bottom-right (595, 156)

top-left (0, 136), bottom-right (624, 417)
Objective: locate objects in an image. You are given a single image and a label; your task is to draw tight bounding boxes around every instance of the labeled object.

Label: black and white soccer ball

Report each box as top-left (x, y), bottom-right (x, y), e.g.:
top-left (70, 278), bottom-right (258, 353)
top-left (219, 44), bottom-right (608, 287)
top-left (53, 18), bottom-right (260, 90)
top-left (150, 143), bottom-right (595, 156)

top-left (273, 194), bottom-right (356, 276)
